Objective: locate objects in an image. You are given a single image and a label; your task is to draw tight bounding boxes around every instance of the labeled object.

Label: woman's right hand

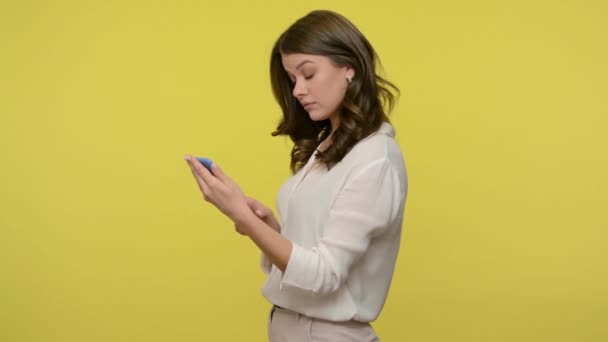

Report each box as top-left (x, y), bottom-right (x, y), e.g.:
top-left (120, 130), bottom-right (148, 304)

top-left (234, 196), bottom-right (281, 235)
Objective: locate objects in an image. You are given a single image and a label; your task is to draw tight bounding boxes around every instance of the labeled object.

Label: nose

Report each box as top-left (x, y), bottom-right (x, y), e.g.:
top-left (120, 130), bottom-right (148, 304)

top-left (292, 79), bottom-right (307, 98)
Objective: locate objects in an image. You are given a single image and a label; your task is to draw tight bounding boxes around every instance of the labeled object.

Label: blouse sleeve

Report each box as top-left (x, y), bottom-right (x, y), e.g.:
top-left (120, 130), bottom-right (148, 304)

top-left (278, 158), bottom-right (404, 295)
top-left (260, 252), bottom-right (272, 275)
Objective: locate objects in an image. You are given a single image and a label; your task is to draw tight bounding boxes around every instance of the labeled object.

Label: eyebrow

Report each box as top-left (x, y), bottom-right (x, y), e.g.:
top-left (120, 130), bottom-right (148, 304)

top-left (296, 60), bottom-right (314, 69)
top-left (285, 60), bottom-right (315, 77)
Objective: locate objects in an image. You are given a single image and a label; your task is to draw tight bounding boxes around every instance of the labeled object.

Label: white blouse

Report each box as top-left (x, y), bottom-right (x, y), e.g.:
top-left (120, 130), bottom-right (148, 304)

top-left (260, 122), bottom-right (408, 322)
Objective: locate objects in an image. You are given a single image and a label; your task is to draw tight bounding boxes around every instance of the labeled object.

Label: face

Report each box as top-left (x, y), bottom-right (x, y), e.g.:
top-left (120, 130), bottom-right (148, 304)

top-left (281, 53), bottom-right (354, 128)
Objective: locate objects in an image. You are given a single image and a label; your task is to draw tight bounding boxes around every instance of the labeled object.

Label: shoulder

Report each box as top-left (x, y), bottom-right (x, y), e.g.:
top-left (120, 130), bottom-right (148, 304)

top-left (336, 122), bottom-right (407, 191)
top-left (344, 122), bottom-right (404, 167)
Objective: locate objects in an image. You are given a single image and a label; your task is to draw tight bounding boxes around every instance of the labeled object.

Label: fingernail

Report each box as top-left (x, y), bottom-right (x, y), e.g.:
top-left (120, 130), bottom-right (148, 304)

top-left (184, 155), bottom-right (191, 161)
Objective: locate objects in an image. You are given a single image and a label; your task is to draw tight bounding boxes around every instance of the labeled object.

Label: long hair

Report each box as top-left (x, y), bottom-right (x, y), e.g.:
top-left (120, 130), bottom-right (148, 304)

top-left (270, 10), bottom-right (399, 173)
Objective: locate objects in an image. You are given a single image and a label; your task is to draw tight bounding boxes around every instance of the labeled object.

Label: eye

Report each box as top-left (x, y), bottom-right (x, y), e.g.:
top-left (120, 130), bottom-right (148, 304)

top-left (304, 74), bottom-right (314, 80)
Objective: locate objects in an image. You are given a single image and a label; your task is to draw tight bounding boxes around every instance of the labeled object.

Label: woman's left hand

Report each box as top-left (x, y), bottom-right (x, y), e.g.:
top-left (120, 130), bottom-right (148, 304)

top-left (184, 155), bottom-right (250, 224)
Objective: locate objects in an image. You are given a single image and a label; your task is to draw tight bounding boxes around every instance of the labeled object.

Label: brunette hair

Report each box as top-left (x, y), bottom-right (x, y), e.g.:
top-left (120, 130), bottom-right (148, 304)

top-left (270, 9), bottom-right (399, 173)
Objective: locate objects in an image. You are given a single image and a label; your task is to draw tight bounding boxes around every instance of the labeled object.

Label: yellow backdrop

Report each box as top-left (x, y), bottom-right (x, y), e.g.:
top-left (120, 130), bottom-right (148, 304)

top-left (1, 0), bottom-right (607, 341)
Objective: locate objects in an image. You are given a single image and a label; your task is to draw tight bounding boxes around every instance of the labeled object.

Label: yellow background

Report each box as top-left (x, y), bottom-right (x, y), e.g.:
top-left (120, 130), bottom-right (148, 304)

top-left (1, 0), bottom-right (607, 341)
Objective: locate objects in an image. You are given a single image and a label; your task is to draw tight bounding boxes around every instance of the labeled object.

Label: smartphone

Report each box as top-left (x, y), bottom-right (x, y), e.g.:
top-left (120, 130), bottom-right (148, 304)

top-left (196, 157), bottom-right (214, 173)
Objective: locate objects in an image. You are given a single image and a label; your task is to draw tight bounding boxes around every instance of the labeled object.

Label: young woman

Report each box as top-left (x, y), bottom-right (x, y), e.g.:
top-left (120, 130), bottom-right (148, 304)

top-left (185, 10), bottom-right (408, 341)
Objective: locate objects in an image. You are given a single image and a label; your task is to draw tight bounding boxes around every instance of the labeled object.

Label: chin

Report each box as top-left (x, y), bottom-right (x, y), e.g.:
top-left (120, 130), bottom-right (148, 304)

top-left (307, 110), bottom-right (330, 122)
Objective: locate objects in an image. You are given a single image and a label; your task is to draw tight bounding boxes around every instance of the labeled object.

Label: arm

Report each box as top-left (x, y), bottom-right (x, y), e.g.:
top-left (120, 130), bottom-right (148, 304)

top-left (184, 155), bottom-right (404, 286)
top-left (184, 156), bottom-right (290, 272)
top-left (237, 197), bottom-right (283, 274)
top-left (234, 210), bottom-right (292, 273)
top-left (276, 158), bottom-right (404, 295)
top-left (238, 197), bottom-right (281, 234)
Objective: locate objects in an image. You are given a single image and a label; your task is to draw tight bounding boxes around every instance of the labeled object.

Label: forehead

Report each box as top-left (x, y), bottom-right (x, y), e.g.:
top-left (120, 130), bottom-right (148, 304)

top-left (281, 53), bottom-right (328, 71)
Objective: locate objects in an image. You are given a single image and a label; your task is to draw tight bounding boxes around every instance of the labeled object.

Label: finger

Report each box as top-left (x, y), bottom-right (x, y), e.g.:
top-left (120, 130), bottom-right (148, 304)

top-left (245, 197), bottom-right (256, 207)
top-left (210, 163), bottom-right (230, 184)
top-left (247, 201), bottom-right (262, 215)
top-left (184, 157), bottom-right (207, 186)
top-left (244, 197), bottom-right (265, 216)
top-left (234, 224), bottom-right (246, 236)
top-left (184, 156), bottom-right (212, 199)
top-left (189, 168), bottom-right (213, 202)
top-left (190, 168), bottom-right (209, 194)
top-left (185, 155), bottom-right (218, 186)
top-left (245, 197), bottom-right (258, 209)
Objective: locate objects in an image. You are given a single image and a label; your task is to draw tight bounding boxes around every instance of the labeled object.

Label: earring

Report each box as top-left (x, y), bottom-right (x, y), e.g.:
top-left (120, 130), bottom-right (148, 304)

top-left (346, 76), bottom-right (352, 83)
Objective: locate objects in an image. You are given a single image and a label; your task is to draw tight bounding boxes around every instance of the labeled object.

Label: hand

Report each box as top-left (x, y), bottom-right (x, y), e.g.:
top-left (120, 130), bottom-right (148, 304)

top-left (184, 155), bottom-right (249, 224)
top-left (234, 197), bottom-right (281, 235)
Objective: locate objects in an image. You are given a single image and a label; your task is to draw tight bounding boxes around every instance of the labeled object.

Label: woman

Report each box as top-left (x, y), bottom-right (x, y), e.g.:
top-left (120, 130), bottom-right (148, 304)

top-left (184, 10), bottom-right (407, 341)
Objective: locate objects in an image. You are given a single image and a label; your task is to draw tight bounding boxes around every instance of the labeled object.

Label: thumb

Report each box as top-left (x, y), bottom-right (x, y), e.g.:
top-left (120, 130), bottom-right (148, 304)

top-left (245, 197), bottom-right (256, 207)
top-left (254, 205), bottom-right (269, 217)
top-left (246, 197), bottom-right (261, 212)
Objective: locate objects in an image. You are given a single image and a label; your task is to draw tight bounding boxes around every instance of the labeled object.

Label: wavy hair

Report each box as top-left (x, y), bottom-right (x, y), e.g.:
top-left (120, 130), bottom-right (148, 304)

top-left (270, 10), bottom-right (399, 173)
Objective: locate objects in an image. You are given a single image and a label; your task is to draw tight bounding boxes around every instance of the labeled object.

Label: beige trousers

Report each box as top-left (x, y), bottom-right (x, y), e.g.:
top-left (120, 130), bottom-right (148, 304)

top-left (268, 306), bottom-right (380, 342)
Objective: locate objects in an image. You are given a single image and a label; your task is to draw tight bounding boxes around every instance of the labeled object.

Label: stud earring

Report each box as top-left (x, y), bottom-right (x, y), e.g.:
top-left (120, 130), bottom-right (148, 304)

top-left (346, 76), bottom-right (352, 83)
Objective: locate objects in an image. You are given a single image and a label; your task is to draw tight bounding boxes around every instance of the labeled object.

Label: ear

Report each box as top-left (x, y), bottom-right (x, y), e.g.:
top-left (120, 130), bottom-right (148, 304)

top-left (344, 65), bottom-right (355, 80)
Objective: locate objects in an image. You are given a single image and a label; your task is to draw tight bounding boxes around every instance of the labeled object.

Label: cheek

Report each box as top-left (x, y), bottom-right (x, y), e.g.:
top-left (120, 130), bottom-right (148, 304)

top-left (322, 82), bottom-right (347, 108)
top-left (313, 78), bottom-right (346, 106)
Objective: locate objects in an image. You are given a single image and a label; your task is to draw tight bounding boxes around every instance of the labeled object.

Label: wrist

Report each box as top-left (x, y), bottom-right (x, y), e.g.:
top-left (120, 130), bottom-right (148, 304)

top-left (232, 208), bottom-right (257, 234)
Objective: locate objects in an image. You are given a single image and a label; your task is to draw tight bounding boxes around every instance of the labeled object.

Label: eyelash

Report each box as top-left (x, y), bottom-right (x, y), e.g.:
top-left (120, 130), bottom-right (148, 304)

top-left (289, 74), bottom-right (314, 82)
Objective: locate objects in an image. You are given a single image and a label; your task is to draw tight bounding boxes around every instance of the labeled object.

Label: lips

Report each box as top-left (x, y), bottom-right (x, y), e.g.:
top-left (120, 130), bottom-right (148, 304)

top-left (302, 102), bottom-right (315, 109)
